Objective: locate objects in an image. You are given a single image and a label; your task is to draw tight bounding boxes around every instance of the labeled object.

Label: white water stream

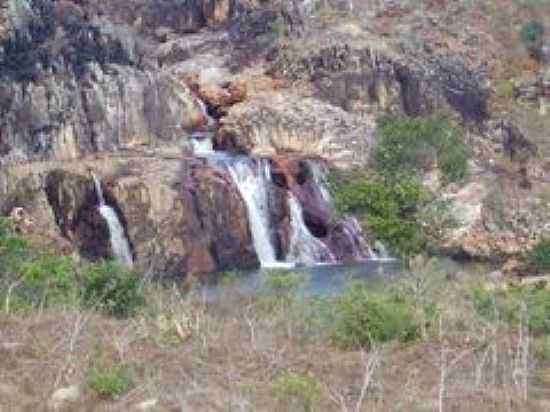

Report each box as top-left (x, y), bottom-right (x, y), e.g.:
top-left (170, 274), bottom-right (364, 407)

top-left (92, 174), bottom-right (134, 266)
top-left (226, 159), bottom-right (280, 267)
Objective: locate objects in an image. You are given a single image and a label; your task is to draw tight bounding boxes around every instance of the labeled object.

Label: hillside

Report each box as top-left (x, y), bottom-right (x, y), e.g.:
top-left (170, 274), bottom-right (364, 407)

top-left (1, 0), bottom-right (550, 410)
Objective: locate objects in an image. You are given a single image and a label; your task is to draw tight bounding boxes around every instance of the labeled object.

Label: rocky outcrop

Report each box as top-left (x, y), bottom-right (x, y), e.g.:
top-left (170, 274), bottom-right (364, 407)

top-left (35, 155), bottom-right (259, 276)
top-left (0, 65), bottom-right (203, 166)
top-left (442, 178), bottom-right (550, 262)
top-left (217, 92), bottom-right (374, 167)
top-left (268, 39), bottom-right (489, 122)
top-left (45, 170), bottom-right (114, 261)
top-left (269, 156), bottom-right (372, 261)
top-left (0, 0), bottom-right (206, 167)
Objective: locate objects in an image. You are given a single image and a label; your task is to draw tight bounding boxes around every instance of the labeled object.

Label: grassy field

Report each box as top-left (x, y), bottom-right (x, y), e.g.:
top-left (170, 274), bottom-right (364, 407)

top-left (1, 247), bottom-right (550, 411)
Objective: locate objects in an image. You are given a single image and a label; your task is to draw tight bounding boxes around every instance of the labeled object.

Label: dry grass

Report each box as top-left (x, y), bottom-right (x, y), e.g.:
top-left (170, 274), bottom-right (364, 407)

top-left (1, 267), bottom-right (550, 412)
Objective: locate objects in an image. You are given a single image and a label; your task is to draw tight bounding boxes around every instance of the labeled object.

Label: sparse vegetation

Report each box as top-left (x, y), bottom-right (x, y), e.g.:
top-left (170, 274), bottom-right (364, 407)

top-left (80, 261), bottom-right (144, 318)
top-left (86, 357), bottom-right (134, 401)
top-left (470, 284), bottom-right (550, 335)
top-left (375, 114), bottom-right (468, 184)
top-left (520, 20), bottom-right (545, 60)
top-left (272, 370), bottom-right (321, 412)
top-left (1, 232), bottom-right (550, 410)
top-left (528, 238), bottom-right (550, 273)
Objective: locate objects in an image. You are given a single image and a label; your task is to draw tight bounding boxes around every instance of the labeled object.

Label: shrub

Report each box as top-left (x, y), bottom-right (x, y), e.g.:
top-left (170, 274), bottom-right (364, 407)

top-left (375, 114), bottom-right (468, 183)
top-left (80, 261), bottom-right (144, 318)
top-left (0, 218), bottom-right (30, 275)
top-left (331, 281), bottom-right (421, 349)
top-left (86, 359), bottom-right (133, 400)
top-left (528, 238), bottom-right (550, 273)
top-left (330, 172), bottom-right (428, 256)
top-left (520, 20), bottom-right (545, 60)
top-left (470, 285), bottom-right (550, 335)
top-left (272, 370), bottom-right (321, 412)
top-left (18, 255), bottom-right (77, 306)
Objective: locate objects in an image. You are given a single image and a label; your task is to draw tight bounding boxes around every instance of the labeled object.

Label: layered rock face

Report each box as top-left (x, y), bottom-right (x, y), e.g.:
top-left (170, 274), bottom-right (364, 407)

top-left (16, 155), bottom-right (259, 276)
top-left (2, 0), bottom-right (545, 275)
top-left (0, 0), bottom-right (206, 166)
top-left (268, 39), bottom-right (489, 122)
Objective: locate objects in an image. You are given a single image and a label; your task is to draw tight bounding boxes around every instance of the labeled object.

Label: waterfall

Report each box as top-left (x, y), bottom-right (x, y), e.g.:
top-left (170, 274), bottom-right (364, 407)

top-left (287, 194), bottom-right (335, 265)
top-left (306, 160), bottom-right (331, 203)
top-left (306, 159), bottom-right (382, 261)
top-left (370, 240), bottom-right (392, 261)
top-left (91, 174), bottom-right (134, 266)
top-left (226, 159), bottom-right (279, 266)
top-left (191, 131), bottom-right (214, 156)
top-left (197, 99), bottom-right (216, 128)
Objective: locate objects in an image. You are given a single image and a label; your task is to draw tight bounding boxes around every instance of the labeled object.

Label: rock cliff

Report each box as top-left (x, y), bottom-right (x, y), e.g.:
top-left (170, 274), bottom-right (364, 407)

top-left (1, 0), bottom-right (548, 275)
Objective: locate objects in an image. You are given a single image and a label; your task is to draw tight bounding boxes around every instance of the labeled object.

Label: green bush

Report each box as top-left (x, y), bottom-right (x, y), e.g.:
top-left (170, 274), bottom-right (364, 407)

top-left (470, 285), bottom-right (550, 335)
top-left (330, 172), bottom-right (428, 256)
top-left (18, 255), bottom-right (77, 306)
top-left (272, 370), bottom-right (321, 412)
top-left (80, 261), bottom-right (144, 318)
top-left (528, 238), bottom-right (550, 273)
top-left (375, 114), bottom-right (468, 183)
top-left (331, 281), bottom-right (421, 349)
top-left (86, 360), bottom-right (133, 400)
top-left (0, 218), bottom-right (30, 275)
top-left (520, 20), bottom-right (545, 59)
top-left (1, 220), bottom-right (80, 309)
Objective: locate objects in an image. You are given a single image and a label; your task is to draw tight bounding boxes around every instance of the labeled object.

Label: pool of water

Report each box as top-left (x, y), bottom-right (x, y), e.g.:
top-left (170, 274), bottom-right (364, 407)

top-left (188, 259), bottom-right (403, 301)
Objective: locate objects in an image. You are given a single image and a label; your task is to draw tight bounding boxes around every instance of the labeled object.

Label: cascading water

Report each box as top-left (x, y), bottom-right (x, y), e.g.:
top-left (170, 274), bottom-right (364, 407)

top-left (286, 194), bottom-right (335, 265)
top-left (225, 159), bottom-right (279, 266)
top-left (189, 94), bottom-right (383, 267)
top-left (191, 131), bottom-right (214, 156)
top-left (91, 174), bottom-right (134, 266)
top-left (306, 160), bottom-right (332, 203)
top-left (306, 159), bottom-right (390, 261)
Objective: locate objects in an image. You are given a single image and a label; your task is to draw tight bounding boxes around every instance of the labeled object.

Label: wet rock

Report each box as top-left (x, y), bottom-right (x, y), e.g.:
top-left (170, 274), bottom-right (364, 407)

top-left (107, 156), bottom-right (259, 275)
top-left (267, 156), bottom-right (371, 261)
top-left (45, 170), bottom-right (114, 261)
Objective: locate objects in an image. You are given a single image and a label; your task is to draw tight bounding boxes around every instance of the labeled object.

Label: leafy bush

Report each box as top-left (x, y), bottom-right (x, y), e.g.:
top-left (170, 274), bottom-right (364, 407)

top-left (272, 370), bottom-right (321, 412)
top-left (86, 359), bottom-right (134, 400)
top-left (18, 255), bottom-right (77, 306)
top-left (80, 261), bottom-right (144, 318)
top-left (375, 114), bottom-right (468, 183)
top-left (331, 172), bottom-right (428, 255)
top-left (470, 285), bottom-right (550, 335)
top-left (0, 218), bottom-right (30, 275)
top-left (331, 281), bottom-right (421, 349)
top-left (1, 219), bottom-right (79, 309)
top-left (528, 238), bottom-right (550, 273)
top-left (520, 20), bottom-right (545, 59)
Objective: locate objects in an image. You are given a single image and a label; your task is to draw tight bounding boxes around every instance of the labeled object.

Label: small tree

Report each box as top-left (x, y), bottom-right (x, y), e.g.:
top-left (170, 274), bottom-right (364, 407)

top-left (520, 20), bottom-right (545, 60)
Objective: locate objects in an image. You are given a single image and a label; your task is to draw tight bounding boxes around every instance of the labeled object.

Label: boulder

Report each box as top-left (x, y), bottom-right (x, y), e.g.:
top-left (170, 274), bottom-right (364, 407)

top-left (48, 385), bottom-right (81, 411)
top-left (217, 92), bottom-right (374, 167)
top-left (104, 156), bottom-right (259, 275)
